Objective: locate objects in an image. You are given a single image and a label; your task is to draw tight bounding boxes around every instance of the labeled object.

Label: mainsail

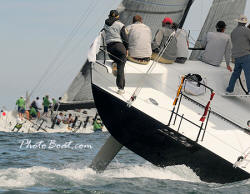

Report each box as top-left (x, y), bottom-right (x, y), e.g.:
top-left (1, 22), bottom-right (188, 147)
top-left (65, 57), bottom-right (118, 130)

top-left (62, 0), bottom-right (194, 110)
top-left (190, 0), bottom-right (247, 60)
top-left (118, 0), bottom-right (194, 35)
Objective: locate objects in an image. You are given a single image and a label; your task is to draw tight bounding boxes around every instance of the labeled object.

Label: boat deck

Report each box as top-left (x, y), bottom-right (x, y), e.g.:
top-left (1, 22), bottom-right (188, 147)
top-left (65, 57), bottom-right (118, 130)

top-left (92, 59), bottom-right (250, 174)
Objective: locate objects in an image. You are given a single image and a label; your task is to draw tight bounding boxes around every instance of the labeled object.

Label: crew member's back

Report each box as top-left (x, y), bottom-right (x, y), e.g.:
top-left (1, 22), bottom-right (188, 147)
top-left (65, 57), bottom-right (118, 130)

top-left (200, 21), bottom-right (231, 67)
top-left (126, 15), bottom-right (152, 64)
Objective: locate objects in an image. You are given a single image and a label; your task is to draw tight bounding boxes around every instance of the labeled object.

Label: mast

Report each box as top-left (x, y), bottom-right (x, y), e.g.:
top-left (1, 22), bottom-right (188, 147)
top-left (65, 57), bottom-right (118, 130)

top-left (179, 0), bottom-right (194, 28)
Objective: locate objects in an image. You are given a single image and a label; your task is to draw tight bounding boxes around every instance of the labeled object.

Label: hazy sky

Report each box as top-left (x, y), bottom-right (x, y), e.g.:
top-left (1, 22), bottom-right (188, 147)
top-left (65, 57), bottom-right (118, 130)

top-left (1, 0), bottom-right (250, 109)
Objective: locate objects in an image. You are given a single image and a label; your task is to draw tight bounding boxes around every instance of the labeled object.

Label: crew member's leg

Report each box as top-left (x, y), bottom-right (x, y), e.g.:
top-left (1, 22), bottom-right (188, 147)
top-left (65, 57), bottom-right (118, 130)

top-left (226, 57), bottom-right (243, 93)
top-left (107, 43), bottom-right (127, 90)
top-left (241, 54), bottom-right (250, 93)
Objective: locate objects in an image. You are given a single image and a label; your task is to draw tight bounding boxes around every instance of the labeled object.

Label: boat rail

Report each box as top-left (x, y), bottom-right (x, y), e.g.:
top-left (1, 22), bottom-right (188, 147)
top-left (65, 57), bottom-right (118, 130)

top-left (168, 75), bottom-right (250, 142)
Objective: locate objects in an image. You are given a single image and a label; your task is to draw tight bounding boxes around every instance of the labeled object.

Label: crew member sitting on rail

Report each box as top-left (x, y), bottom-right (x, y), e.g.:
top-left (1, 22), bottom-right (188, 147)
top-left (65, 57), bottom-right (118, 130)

top-left (172, 23), bottom-right (189, 64)
top-left (200, 21), bottom-right (232, 70)
top-left (126, 15), bottom-right (152, 65)
top-left (151, 17), bottom-right (177, 64)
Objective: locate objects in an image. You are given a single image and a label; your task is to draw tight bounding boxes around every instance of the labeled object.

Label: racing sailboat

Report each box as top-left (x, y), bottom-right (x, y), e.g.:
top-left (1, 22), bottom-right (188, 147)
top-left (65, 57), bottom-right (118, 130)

top-left (90, 0), bottom-right (250, 183)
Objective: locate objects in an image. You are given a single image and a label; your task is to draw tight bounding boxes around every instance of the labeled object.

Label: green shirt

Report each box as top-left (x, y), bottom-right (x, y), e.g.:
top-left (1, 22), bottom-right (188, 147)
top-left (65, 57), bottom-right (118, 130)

top-left (93, 121), bottom-right (102, 131)
top-left (52, 99), bottom-right (57, 105)
top-left (43, 97), bottom-right (51, 107)
top-left (16, 98), bottom-right (25, 108)
top-left (30, 107), bottom-right (37, 116)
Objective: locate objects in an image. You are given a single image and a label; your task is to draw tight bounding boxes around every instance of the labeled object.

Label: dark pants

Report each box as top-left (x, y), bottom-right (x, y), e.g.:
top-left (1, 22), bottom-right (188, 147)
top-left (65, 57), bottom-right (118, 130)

top-left (227, 54), bottom-right (250, 93)
top-left (107, 42), bottom-right (127, 89)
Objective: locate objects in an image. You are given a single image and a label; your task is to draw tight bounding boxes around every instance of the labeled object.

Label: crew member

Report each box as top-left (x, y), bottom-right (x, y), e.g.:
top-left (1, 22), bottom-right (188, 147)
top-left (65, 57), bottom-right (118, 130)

top-left (226, 15), bottom-right (250, 94)
top-left (172, 23), bottom-right (189, 64)
top-left (200, 21), bottom-right (232, 69)
top-left (126, 15), bottom-right (152, 64)
top-left (151, 17), bottom-right (177, 64)
top-left (104, 10), bottom-right (129, 94)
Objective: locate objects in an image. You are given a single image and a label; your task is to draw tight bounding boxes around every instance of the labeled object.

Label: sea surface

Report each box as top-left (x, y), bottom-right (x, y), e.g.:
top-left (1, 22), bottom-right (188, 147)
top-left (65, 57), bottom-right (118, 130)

top-left (0, 131), bottom-right (249, 194)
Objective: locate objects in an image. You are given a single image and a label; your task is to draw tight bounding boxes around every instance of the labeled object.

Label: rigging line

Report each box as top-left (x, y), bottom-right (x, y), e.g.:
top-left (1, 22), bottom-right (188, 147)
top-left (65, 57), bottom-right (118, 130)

top-left (239, 75), bottom-right (248, 94)
top-left (31, 0), bottom-right (99, 94)
top-left (93, 68), bottom-right (246, 155)
top-left (36, 0), bottom-right (120, 88)
top-left (38, 3), bottom-right (118, 89)
top-left (30, 0), bottom-right (99, 96)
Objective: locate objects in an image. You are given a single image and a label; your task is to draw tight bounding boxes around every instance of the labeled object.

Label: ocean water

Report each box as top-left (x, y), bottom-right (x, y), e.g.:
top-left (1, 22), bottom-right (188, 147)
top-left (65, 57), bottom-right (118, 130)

top-left (0, 131), bottom-right (249, 194)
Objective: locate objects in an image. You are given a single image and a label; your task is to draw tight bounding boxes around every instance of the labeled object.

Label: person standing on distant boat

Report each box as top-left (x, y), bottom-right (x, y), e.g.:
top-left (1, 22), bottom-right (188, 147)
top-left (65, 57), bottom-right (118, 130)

top-left (200, 21), bottom-right (232, 69)
top-left (126, 15), bottom-right (152, 64)
top-left (43, 95), bottom-right (51, 117)
top-left (104, 10), bottom-right (129, 95)
top-left (151, 17), bottom-right (177, 64)
top-left (35, 97), bottom-right (42, 118)
top-left (16, 96), bottom-right (25, 120)
top-left (226, 15), bottom-right (250, 95)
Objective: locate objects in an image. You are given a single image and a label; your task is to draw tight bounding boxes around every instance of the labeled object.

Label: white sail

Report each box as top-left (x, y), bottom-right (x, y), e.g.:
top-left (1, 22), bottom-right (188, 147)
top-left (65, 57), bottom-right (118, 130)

top-left (62, 61), bottom-right (94, 107)
top-left (118, 0), bottom-right (194, 35)
top-left (190, 0), bottom-right (247, 60)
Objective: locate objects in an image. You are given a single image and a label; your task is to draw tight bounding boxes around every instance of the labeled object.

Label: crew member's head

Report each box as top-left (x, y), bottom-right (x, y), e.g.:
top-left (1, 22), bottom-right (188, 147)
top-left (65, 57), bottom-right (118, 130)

top-left (162, 17), bottom-right (173, 27)
top-left (109, 10), bottom-right (119, 19)
top-left (216, 21), bottom-right (226, 32)
top-left (133, 15), bottom-right (142, 24)
top-left (235, 15), bottom-right (248, 26)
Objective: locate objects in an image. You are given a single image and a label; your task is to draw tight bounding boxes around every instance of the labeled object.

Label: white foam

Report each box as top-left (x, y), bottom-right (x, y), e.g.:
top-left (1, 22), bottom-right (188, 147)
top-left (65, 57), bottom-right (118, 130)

top-left (0, 164), bottom-right (200, 188)
top-left (0, 166), bottom-right (96, 188)
top-left (101, 163), bottom-right (201, 182)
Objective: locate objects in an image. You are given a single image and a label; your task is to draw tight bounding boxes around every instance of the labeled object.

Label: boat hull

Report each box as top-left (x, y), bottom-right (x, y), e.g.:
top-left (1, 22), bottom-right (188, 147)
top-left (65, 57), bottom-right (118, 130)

top-left (92, 84), bottom-right (250, 183)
